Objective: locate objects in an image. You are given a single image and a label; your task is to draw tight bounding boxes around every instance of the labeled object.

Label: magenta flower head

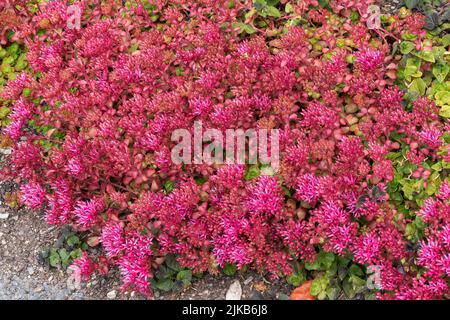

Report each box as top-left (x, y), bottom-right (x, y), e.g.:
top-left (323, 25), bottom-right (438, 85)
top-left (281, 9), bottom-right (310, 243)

top-left (295, 173), bottom-right (323, 205)
top-left (354, 49), bottom-right (384, 72)
top-left (437, 182), bottom-right (450, 201)
top-left (101, 222), bottom-right (125, 259)
top-left (379, 86), bottom-right (404, 109)
top-left (20, 182), bottom-right (46, 209)
top-left (354, 232), bottom-right (381, 264)
top-left (245, 175), bottom-right (284, 215)
top-left (70, 252), bottom-right (96, 281)
top-left (74, 198), bottom-right (105, 229)
top-left (417, 126), bottom-right (442, 150)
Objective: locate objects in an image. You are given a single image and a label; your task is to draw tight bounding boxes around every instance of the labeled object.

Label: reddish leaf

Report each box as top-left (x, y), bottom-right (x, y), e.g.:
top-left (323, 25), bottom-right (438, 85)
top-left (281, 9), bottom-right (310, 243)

top-left (290, 281), bottom-right (315, 300)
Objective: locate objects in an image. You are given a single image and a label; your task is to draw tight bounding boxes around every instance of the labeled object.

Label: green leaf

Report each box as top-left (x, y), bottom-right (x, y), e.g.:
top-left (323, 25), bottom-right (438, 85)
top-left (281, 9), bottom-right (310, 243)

top-left (176, 269), bottom-right (192, 284)
top-left (49, 249), bottom-right (61, 267)
top-left (223, 263), bottom-right (237, 276)
top-left (70, 248), bottom-right (82, 259)
top-left (260, 164), bottom-right (275, 176)
top-left (415, 50), bottom-right (435, 63)
top-left (263, 6), bottom-right (281, 18)
top-left (244, 165), bottom-right (260, 180)
top-left (253, 0), bottom-right (266, 11)
top-left (351, 275), bottom-right (367, 294)
top-left (0, 107), bottom-right (10, 119)
top-left (155, 265), bottom-right (173, 280)
top-left (66, 234), bottom-right (80, 247)
top-left (317, 252), bottom-right (335, 269)
top-left (232, 22), bottom-right (257, 35)
top-left (435, 91), bottom-right (450, 107)
top-left (409, 78), bottom-right (426, 97)
top-left (402, 31), bottom-right (418, 41)
top-left (245, 9), bottom-right (256, 20)
top-left (317, 291), bottom-right (327, 300)
top-left (175, 67), bottom-right (184, 76)
top-left (285, 2), bottom-right (293, 13)
top-left (404, 0), bottom-right (418, 9)
top-left (337, 256), bottom-right (350, 267)
top-left (305, 259), bottom-right (321, 271)
top-left (348, 264), bottom-right (364, 277)
top-left (155, 278), bottom-right (174, 291)
top-left (164, 180), bottom-right (174, 193)
top-left (318, 0), bottom-right (329, 7)
top-left (59, 248), bottom-right (71, 267)
top-left (287, 271), bottom-right (305, 287)
top-left (326, 287), bottom-right (339, 300)
top-left (399, 41), bottom-right (415, 54)
top-left (431, 162), bottom-right (442, 172)
top-left (403, 65), bottom-right (422, 81)
top-left (342, 277), bottom-right (356, 299)
top-left (243, 24), bottom-right (257, 34)
top-left (310, 279), bottom-right (323, 296)
top-left (439, 104), bottom-right (450, 118)
top-left (165, 254), bottom-right (181, 271)
top-left (432, 63), bottom-right (449, 83)
top-left (278, 293), bottom-right (291, 300)
top-left (442, 34), bottom-right (450, 47)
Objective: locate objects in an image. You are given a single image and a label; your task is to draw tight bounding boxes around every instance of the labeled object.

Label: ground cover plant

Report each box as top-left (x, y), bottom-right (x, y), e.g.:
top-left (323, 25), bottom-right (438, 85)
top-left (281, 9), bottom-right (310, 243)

top-left (0, 0), bottom-right (449, 299)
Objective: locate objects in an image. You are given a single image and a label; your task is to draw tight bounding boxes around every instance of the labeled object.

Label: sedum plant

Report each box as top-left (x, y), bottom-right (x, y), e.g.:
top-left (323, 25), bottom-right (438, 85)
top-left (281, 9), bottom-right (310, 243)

top-left (0, 0), bottom-right (448, 299)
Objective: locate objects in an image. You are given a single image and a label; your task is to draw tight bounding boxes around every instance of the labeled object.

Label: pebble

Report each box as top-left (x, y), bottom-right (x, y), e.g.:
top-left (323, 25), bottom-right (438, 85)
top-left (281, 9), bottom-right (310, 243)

top-left (27, 267), bottom-right (35, 275)
top-left (0, 148), bottom-right (12, 155)
top-left (0, 213), bottom-right (10, 220)
top-left (34, 286), bottom-right (43, 293)
top-left (244, 276), bottom-right (253, 285)
top-left (225, 280), bottom-right (242, 300)
top-left (107, 290), bottom-right (117, 299)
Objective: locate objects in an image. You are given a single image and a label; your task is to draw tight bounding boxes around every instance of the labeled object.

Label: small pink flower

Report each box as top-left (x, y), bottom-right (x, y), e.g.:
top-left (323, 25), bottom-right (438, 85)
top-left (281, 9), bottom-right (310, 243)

top-left (245, 175), bottom-right (284, 215)
top-left (74, 198), bottom-right (104, 229)
top-left (355, 49), bottom-right (384, 72)
top-left (20, 182), bottom-right (46, 209)
top-left (101, 222), bottom-right (124, 258)
top-left (71, 252), bottom-right (96, 281)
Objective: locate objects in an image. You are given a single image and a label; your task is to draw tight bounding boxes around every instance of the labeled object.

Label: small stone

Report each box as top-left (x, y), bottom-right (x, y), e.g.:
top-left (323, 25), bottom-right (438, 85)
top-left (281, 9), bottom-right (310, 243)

top-left (0, 148), bottom-right (12, 155)
top-left (0, 213), bottom-right (9, 220)
top-left (107, 290), bottom-right (117, 299)
top-left (34, 286), bottom-right (43, 293)
top-left (225, 280), bottom-right (242, 300)
top-left (244, 276), bottom-right (253, 285)
top-left (27, 267), bottom-right (35, 275)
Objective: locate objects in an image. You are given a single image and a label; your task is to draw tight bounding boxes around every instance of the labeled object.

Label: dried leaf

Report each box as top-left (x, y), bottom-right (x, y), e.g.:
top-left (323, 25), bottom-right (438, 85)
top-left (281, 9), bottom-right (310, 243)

top-left (254, 281), bottom-right (267, 292)
top-left (86, 236), bottom-right (100, 247)
top-left (290, 280), bottom-right (316, 300)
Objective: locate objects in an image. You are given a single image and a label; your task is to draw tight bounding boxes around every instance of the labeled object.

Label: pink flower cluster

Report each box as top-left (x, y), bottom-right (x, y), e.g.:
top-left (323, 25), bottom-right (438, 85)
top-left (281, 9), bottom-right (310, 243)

top-left (1, 1), bottom-right (448, 299)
